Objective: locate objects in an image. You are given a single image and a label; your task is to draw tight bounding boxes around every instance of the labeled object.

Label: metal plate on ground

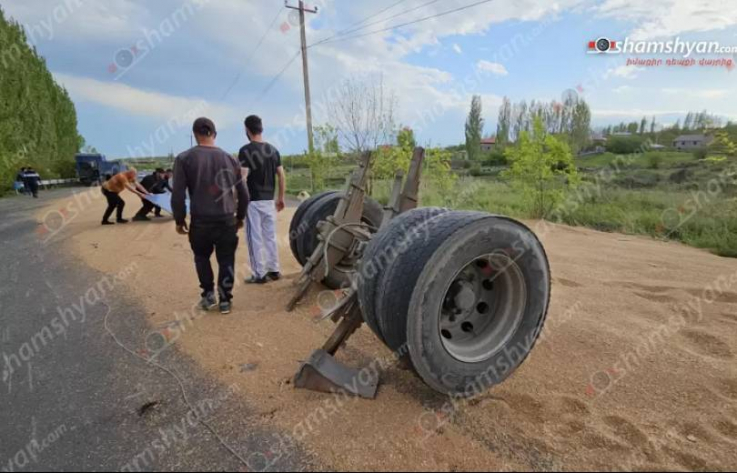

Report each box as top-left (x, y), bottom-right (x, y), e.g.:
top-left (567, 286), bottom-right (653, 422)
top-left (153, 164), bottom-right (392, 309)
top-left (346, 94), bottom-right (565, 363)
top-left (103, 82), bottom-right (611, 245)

top-left (294, 349), bottom-right (378, 399)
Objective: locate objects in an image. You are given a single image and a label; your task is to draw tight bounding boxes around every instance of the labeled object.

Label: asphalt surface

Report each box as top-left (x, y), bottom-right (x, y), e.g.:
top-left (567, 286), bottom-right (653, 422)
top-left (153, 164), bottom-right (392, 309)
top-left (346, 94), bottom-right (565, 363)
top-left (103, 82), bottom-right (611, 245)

top-left (0, 189), bottom-right (311, 472)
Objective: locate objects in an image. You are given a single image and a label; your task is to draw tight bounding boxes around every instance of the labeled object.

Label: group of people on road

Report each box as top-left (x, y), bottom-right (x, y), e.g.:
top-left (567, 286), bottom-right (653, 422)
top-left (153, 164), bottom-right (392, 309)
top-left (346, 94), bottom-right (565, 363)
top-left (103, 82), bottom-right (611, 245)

top-left (14, 167), bottom-right (41, 198)
top-left (101, 115), bottom-right (285, 315)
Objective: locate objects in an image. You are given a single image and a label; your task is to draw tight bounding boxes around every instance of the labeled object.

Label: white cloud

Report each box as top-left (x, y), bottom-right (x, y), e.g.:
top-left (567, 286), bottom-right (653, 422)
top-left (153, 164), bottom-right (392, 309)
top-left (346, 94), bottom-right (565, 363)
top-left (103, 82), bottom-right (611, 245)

top-left (613, 85), bottom-right (633, 94)
top-left (662, 87), bottom-right (730, 99)
top-left (476, 60), bottom-right (509, 76)
top-left (593, 0), bottom-right (737, 40)
top-left (604, 65), bottom-right (644, 79)
top-left (453, 43), bottom-right (463, 55)
top-left (53, 72), bottom-right (239, 126)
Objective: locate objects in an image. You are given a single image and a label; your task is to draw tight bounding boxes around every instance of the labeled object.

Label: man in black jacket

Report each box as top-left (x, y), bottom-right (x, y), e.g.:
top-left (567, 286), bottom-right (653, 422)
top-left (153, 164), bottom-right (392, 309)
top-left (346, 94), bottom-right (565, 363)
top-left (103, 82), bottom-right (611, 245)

top-left (22, 168), bottom-right (41, 198)
top-left (133, 168), bottom-right (173, 221)
top-left (172, 118), bottom-right (249, 315)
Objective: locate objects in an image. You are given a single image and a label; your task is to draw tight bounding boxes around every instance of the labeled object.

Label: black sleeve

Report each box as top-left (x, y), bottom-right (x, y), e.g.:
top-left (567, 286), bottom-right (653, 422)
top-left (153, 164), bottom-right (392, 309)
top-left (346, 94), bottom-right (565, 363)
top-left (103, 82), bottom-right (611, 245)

top-left (238, 148), bottom-right (251, 170)
top-left (275, 149), bottom-right (282, 168)
top-left (233, 159), bottom-right (249, 221)
top-left (172, 157), bottom-right (188, 226)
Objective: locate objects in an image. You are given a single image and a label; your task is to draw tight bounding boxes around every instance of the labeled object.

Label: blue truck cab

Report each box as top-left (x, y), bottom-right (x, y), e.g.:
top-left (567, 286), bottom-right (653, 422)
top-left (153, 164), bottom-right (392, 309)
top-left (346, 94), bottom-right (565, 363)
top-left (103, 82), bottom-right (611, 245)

top-left (75, 154), bottom-right (128, 186)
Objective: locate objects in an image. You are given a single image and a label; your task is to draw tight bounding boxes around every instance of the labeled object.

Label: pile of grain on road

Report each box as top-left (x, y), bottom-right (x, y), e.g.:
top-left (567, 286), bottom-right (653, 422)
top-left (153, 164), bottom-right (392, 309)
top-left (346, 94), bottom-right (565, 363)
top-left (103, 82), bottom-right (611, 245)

top-left (44, 191), bottom-right (737, 471)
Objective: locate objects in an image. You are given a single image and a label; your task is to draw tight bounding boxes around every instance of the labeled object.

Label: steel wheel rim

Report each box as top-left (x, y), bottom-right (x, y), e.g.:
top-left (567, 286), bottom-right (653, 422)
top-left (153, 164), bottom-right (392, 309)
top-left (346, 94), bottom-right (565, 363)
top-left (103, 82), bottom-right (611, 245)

top-left (438, 252), bottom-right (528, 363)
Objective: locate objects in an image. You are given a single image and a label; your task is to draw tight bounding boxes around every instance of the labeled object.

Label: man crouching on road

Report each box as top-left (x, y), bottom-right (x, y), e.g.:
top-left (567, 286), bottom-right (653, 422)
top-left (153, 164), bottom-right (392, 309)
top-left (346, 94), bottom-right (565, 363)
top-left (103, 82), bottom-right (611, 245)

top-left (239, 115), bottom-right (286, 284)
top-left (101, 168), bottom-right (150, 225)
top-left (172, 118), bottom-right (249, 315)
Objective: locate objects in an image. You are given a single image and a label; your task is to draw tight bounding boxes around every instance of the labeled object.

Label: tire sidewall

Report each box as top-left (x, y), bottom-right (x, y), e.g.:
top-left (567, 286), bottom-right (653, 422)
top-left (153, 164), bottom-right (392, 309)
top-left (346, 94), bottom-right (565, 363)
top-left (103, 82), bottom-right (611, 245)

top-left (407, 217), bottom-right (551, 397)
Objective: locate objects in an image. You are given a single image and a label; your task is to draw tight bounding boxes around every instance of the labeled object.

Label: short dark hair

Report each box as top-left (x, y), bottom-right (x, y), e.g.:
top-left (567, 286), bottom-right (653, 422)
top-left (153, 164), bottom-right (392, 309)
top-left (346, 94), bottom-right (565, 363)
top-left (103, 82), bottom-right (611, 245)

top-left (245, 115), bottom-right (263, 136)
top-left (193, 117), bottom-right (217, 137)
top-left (165, 169), bottom-right (173, 174)
top-left (155, 168), bottom-right (165, 174)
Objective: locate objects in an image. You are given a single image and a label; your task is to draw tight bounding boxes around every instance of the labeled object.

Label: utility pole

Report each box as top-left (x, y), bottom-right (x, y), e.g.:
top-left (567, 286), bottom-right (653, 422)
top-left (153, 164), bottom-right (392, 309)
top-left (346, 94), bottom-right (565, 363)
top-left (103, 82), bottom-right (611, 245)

top-left (286, 0), bottom-right (317, 154)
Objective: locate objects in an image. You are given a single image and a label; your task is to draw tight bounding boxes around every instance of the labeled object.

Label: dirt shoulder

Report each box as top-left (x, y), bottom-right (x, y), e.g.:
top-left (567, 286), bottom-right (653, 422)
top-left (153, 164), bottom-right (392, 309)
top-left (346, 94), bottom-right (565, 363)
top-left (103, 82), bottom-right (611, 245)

top-left (42, 189), bottom-right (737, 471)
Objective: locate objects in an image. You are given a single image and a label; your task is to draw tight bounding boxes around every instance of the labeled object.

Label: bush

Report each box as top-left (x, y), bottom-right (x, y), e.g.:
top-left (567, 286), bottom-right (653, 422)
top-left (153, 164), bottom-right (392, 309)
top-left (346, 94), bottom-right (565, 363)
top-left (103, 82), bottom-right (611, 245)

top-left (606, 136), bottom-right (648, 155)
top-left (648, 153), bottom-right (663, 169)
top-left (693, 148), bottom-right (708, 160)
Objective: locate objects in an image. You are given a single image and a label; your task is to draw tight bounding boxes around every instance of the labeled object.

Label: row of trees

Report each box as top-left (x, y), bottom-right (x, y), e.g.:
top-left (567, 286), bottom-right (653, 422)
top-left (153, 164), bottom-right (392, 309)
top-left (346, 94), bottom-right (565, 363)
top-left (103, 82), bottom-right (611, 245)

top-left (497, 94), bottom-right (591, 153)
top-left (603, 117), bottom-right (658, 136)
top-left (0, 7), bottom-right (83, 192)
top-left (602, 111), bottom-right (724, 137)
top-left (463, 93), bottom-right (593, 161)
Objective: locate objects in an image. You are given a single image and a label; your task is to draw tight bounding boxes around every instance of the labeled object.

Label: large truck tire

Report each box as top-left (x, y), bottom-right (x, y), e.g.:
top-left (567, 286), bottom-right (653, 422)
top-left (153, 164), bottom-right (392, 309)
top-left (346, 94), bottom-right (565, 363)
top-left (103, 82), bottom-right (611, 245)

top-left (357, 207), bottom-right (448, 345)
top-left (375, 211), bottom-right (490, 353)
top-left (289, 191), bottom-right (338, 265)
top-left (298, 192), bottom-right (384, 289)
top-left (405, 217), bottom-right (551, 397)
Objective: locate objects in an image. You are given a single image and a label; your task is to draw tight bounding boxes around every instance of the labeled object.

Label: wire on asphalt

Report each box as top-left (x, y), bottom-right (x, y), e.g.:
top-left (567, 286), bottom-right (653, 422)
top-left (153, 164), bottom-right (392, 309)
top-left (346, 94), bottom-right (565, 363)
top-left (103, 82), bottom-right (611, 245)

top-left (103, 302), bottom-right (252, 470)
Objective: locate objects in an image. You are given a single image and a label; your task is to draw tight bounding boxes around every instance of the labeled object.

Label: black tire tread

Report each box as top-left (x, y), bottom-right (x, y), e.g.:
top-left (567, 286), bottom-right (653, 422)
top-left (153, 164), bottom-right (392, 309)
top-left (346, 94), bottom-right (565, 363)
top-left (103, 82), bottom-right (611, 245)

top-left (357, 207), bottom-right (448, 344)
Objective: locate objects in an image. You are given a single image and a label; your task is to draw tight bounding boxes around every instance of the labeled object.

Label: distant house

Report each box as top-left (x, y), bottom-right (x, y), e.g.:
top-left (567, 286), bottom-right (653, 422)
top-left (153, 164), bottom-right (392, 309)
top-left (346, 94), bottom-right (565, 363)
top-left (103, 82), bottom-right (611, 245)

top-left (591, 133), bottom-right (608, 145)
top-left (480, 137), bottom-right (497, 153)
top-left (673, 134), bottom-right (713, 151)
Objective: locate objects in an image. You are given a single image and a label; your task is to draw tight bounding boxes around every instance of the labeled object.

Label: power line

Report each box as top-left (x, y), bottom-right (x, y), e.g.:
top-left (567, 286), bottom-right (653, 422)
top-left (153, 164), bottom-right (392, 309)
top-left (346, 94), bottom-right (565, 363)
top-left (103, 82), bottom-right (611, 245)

top-left (220, 6), bottom-right (284, 101)
top-left (310, 0), bottom-right (442, 48)
top-left (312, 0), bottom-right (497, 47)
top-left (247, 50), bottom-right (302, 108)
top-left (249, 0), bottom-right (429, 107)
top-left (337, 0), bottom-right (410, 34)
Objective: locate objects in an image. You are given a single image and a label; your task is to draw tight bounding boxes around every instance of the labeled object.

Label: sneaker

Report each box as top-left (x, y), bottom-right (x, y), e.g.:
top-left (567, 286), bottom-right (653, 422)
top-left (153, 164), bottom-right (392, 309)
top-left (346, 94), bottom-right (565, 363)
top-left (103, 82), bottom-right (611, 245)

top-left (133, 215), bottom-right (150, 222)
top-left (117, 219), bottom-right (129, 224)
top-left (219, 301), bottom-right (232, 315)
top-left (101, 221), bottom-right (115, 226)
top-left (198, 294), bottom-right (218, 311)
top-left (266, 272), bottom-right (282, 282)
top-left (246, 276), bottom-right (268, 285)
top-left (154, 214), bottom-right (165, 218)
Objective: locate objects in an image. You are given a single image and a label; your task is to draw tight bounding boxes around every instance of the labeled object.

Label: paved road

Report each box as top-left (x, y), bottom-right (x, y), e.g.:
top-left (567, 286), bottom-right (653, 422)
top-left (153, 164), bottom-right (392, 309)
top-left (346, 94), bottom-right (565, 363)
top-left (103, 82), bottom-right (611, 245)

top-left (0, 189), bottom-right (309, 472)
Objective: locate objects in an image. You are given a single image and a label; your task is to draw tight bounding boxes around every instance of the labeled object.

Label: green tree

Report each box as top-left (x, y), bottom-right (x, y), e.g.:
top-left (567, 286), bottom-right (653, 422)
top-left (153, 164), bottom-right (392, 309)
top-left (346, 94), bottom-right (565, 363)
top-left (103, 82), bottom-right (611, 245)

top-left (496, 97), bottom-right (512, 146)
top-left (424, 147), bottom-right (457, 204)
top-left (305, 124), bottom-right (340, 191)
top-left (465, 95), bottom-right (484, 161)
top-left (373, 127), bottom-right (414, 180)
top-left (503, 117), bottom-right (579, 219)
top-left (0, 6), bottom-right (82, 193)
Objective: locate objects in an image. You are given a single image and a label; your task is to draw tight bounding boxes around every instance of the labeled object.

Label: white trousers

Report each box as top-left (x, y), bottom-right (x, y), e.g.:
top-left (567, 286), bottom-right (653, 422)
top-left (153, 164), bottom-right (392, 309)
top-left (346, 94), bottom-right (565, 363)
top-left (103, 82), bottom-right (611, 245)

top-left (246, 200), bottom-right (280, 279)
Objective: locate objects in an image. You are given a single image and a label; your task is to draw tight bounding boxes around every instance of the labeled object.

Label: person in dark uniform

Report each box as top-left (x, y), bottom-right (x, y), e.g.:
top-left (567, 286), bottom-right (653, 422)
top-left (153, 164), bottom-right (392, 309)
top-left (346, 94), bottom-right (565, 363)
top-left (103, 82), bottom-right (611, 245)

top-left (14, 168), bottom-right (27, 194)
top-left (172, 118), bottom-right (249, 315)
top-left (133, 168), bottom-right (173, 221)
top-left (22, 168), bottom-right (41, 198)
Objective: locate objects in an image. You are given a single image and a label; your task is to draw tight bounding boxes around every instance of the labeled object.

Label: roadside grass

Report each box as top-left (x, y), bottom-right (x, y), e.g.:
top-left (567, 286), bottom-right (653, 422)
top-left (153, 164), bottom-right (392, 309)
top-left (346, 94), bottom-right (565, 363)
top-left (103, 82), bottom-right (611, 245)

top-left (287, 153), bottom-right (737, 258)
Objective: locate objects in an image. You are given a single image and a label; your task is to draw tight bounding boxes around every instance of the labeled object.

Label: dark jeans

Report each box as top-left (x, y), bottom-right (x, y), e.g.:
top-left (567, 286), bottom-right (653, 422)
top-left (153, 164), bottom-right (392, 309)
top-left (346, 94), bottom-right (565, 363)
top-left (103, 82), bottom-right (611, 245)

top-left (189, 221), bottom-right (239, 302)
top-left (27, 182), bottom-right (39, 197)
top-left (102, 188), bottom-right (125, 222)
top-left (136, 198), bottom-right (162, 218)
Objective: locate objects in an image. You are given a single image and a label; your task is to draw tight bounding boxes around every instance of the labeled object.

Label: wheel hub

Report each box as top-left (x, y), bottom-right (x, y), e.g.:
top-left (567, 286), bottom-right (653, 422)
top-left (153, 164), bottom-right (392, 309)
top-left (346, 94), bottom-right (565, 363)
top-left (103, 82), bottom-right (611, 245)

top-left (439, 253), bottom-right (528, 363)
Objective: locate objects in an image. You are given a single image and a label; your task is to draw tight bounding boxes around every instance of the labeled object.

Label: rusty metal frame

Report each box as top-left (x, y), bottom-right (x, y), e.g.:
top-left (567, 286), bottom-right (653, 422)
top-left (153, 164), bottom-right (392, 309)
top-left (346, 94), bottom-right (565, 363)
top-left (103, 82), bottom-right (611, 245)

top-left (293, 148), bottom-right (426, 399)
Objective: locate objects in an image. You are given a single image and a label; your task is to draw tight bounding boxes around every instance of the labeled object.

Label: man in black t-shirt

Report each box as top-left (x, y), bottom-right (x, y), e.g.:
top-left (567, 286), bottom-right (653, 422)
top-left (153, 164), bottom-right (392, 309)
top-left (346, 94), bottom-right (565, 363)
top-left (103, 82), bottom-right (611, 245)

top-left (133, 168), bottom-right (173, 221)
top-left (238, 115), bottom-right (286, 284)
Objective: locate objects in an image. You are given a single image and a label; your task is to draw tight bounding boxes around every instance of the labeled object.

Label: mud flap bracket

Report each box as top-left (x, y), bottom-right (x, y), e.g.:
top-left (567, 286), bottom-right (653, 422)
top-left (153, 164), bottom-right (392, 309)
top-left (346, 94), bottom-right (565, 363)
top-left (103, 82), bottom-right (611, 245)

top-left (294, 349), bottom-right (378, 400)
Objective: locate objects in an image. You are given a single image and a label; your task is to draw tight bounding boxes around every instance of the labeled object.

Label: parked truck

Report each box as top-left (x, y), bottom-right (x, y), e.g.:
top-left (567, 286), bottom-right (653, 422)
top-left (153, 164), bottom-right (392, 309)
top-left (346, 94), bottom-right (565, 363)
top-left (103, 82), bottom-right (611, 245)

top-left (75, 154), bottom-right (128, 186)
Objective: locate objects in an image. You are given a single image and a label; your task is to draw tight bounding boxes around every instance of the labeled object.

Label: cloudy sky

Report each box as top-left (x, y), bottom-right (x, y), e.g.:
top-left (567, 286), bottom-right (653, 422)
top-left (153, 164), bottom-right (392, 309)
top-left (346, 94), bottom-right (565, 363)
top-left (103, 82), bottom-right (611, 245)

top-left (3, 0), bottom-right (737, 158)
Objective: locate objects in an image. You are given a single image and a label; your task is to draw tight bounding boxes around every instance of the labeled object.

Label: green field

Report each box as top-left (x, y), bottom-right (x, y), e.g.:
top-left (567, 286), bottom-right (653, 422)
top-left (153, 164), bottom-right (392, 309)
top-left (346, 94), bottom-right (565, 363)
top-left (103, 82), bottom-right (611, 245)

top-left (287, 151), bottom-right (737, 258)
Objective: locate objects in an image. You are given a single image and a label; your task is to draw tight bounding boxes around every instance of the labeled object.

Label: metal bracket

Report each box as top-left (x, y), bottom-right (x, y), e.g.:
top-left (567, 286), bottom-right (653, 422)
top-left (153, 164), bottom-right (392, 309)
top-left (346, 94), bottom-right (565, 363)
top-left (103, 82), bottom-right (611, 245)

top-left (293, 148), bottom-right (426, 400)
